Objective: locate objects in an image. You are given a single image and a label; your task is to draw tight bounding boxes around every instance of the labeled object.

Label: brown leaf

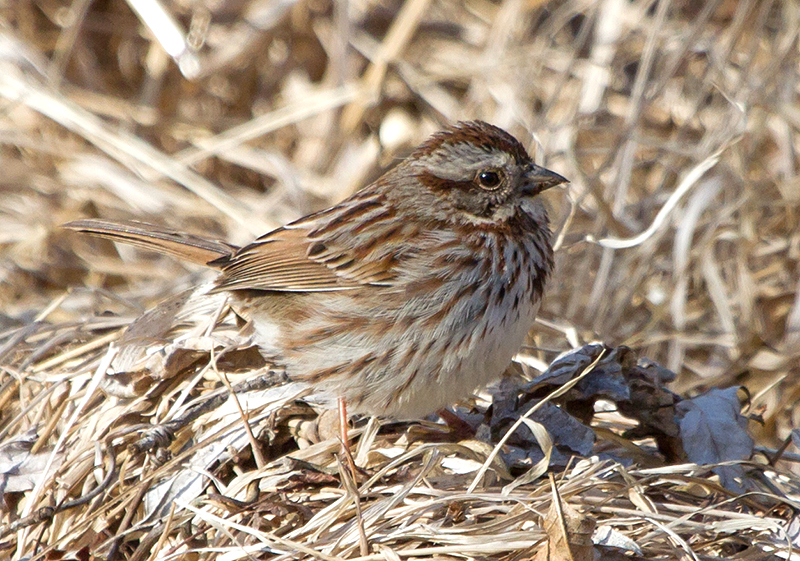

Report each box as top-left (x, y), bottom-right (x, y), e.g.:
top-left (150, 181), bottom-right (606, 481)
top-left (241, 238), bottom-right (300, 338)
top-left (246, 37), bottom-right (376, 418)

top-left (533, 476), bottom-right (596, 561)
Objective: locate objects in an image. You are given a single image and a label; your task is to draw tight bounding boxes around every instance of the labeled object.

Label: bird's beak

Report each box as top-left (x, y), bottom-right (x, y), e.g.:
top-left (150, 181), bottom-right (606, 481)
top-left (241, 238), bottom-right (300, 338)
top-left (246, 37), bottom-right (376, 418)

top-left (521, 164), bottom-right (568, 196)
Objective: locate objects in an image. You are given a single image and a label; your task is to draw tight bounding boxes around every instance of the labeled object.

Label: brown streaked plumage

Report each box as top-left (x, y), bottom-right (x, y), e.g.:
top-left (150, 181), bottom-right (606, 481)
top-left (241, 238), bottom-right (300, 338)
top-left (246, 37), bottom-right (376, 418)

top-left (65, 120), bottom-right (567, 419)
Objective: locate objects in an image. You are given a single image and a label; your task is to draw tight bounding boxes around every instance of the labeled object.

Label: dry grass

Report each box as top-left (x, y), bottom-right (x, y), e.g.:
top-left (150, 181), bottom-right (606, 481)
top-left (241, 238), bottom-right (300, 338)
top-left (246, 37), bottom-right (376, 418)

top-left (2, 0), bottom-right (800, 559)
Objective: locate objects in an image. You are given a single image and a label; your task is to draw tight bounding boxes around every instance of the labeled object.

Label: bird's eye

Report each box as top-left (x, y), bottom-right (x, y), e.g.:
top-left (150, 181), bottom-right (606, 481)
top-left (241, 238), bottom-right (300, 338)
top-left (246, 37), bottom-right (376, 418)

top-left (477, 170), bottom-right (503, 190)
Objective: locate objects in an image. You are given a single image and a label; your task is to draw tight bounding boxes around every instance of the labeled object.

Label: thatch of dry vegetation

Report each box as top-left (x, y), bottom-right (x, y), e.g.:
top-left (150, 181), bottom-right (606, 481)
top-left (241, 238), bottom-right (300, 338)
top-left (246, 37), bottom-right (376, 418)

top-left (2, 0), bottom-right (800, 559)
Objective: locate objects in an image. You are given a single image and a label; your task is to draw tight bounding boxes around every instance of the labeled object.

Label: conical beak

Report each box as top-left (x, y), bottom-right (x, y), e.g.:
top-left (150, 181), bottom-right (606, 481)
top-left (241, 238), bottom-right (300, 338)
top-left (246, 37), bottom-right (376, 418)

top-left (522, 164), bottom-right (568, 196)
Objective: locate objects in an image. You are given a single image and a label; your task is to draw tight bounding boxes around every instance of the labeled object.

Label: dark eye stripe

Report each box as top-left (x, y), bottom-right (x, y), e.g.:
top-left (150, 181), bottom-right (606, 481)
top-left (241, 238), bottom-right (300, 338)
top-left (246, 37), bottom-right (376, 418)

top-left (418, 171), bottom-right (475, 194)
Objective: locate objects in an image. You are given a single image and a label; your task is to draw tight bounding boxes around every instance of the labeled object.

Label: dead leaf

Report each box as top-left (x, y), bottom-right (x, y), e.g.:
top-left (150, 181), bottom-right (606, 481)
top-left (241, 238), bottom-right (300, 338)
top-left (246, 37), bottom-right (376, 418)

top-left (533, 476), bottom-right (596, 561)
top-left (676, 387), bottom-right (754, 492)
top-left (0, 428), bottom-right (63, 494)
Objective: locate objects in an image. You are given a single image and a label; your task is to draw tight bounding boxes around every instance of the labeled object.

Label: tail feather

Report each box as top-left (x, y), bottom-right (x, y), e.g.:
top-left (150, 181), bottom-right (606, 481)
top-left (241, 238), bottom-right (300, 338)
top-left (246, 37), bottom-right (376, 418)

top-left (63, 219), bottom-right (238, 266)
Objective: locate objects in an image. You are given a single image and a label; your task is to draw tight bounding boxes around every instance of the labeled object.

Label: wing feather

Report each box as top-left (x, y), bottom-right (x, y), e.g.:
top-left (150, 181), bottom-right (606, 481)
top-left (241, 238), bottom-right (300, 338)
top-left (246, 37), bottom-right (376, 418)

top-left (213, 192), bottom-right (409, 293)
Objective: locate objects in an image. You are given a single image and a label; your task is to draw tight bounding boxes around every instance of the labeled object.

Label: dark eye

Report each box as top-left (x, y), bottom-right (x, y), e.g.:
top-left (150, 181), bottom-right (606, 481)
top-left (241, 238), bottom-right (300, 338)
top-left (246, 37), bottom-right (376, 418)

top-left (477, 169), bottom-right (503, 189)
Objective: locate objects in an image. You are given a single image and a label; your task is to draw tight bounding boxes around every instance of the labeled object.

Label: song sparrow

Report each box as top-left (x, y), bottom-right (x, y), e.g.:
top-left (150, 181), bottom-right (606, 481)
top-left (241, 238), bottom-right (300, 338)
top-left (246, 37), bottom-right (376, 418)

top-left (66, 121), bottom-right (566, 419)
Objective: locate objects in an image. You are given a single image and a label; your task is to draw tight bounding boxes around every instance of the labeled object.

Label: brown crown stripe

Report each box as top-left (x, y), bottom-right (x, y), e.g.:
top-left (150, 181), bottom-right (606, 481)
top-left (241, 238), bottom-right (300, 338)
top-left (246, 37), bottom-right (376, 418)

top-left (411, 121), bottom-right (530, 164)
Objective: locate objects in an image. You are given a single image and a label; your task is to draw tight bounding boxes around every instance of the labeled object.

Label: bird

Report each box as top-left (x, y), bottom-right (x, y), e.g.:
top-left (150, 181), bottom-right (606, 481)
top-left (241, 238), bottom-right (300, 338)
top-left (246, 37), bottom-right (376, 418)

top-left (65, 120), bottom-right (567, 421)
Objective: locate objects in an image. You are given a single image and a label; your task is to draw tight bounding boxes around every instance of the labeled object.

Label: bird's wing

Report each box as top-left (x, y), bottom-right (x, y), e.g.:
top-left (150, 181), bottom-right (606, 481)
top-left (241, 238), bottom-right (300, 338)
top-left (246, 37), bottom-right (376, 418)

top-left (213, 192), bottom-right (414, 293)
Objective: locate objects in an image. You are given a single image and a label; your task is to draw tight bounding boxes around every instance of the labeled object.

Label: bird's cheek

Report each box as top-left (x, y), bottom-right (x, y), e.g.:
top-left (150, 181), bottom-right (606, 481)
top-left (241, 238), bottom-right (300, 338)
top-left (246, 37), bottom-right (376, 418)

top-left (451, 192), bottom-right (490, 218)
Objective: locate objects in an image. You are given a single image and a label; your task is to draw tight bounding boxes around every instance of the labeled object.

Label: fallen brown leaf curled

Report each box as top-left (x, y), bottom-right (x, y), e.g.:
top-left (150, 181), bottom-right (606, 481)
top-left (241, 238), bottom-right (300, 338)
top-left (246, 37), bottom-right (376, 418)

top-left (533, 475), bottom-right (596, 561)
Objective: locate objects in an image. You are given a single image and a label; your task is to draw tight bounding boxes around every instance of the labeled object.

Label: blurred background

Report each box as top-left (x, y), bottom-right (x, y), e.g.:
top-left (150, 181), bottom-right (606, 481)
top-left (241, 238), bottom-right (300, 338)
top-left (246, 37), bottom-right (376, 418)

top-left (0, 0), bottom-right (797, 449)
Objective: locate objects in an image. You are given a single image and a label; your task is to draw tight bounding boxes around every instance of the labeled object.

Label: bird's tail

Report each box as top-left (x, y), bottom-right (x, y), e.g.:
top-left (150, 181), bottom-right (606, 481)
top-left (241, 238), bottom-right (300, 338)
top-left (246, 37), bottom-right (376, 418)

top-left (63, 219), bottom-right (239, 266)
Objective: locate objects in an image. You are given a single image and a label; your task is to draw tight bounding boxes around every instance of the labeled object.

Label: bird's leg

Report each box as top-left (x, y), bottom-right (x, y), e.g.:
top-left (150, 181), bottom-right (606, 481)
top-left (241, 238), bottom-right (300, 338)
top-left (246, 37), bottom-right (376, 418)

top-left (338, 397), bottom-right (358, 473)
top-left (337, 397), bottom-right (369, 555)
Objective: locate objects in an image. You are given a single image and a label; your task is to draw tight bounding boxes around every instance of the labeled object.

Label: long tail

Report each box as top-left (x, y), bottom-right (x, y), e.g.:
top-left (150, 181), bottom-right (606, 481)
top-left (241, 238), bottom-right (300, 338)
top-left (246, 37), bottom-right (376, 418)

top-left (63, 219), bottom-right (239, 266)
